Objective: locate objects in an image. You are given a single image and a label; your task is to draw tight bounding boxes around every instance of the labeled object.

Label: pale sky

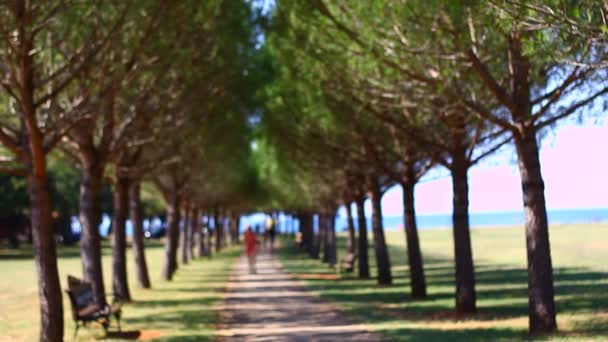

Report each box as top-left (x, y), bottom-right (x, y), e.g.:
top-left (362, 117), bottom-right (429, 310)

top-left (376, 119), bottom-right (608, 216)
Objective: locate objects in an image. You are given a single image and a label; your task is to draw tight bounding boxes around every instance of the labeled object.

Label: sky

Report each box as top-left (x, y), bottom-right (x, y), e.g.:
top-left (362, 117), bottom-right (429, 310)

top-left (372, 118), bottom-right (608, 217)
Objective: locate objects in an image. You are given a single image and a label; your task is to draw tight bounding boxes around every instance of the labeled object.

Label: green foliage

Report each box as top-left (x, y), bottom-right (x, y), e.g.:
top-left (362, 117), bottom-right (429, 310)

top-left (0, 174), bottom-right (28, 216)
top-left (0, 152), bottom-right (115, 217)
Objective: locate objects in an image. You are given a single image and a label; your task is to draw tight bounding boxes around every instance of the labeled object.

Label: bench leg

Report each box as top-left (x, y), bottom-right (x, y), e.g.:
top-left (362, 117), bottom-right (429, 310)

top-left (116, 314), bottom-right (121, 332)
top-left (102, 319), bottom-right (109, 335)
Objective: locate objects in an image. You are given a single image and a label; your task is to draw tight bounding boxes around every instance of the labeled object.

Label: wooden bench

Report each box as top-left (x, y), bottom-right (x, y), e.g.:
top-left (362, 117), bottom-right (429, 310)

top-left (338, 252), bottom-right (358, 273)
top-left (65, 275), bottom-right (122, 338)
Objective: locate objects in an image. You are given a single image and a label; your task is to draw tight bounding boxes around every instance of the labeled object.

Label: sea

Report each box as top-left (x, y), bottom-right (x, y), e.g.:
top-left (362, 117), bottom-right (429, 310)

top-left (89, 208), bottom-right (608, 237)
top-left (331, 208), bottom-right (608, 231)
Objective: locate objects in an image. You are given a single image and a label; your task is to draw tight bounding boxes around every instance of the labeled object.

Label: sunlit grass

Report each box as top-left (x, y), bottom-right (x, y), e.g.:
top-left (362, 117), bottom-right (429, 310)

top-left (0, 240), bottom-right (240, 341)
top-left (279, 223), bottom-right (608, 341)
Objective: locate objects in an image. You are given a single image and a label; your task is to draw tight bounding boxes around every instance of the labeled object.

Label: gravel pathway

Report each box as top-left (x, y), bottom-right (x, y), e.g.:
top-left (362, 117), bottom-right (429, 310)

top-left (216, 249), bottom-right (382, 342)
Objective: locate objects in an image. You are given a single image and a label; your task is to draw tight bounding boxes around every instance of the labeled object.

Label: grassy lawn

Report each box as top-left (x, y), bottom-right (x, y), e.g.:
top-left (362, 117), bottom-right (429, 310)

top-left (279, 223), bottom-right (608, 341)
top-left (0, 240), bottom-right (240, 341)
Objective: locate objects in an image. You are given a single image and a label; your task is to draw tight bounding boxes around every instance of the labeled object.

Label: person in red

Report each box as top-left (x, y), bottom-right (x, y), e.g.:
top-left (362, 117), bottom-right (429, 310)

top-left (244, 225), bottom-right (258, 274)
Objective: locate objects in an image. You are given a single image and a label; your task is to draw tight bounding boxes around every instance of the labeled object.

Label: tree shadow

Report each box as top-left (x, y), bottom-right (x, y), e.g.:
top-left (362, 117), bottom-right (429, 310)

top-left (279, 238), bottom-right (608, 340)
top-left (0, 241), bottom-right (166, 260)
top-left (100, 330), bottom-right (141, 340)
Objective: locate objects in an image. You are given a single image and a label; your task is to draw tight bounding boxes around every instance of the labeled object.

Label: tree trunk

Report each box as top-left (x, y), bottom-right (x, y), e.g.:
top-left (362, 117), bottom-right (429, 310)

top-left (224, 215), bottom-right (232, 247)
top-left (224, 215), bottom-right (230, 247)
top-left (190, 207), bottom-right (199, 259)
top-left (345, 202), bottom-right (356, 255)
top-left (368, 177), bottom-right (392, 285)
top-left (326, 210), bottom-right (337, 266)
top-left (181, 203), bottom-right (191, 265)
top-left (162, 192), bottom-right (181, 280)
top-left (312, 214), bottom-right (322, 259)
top-left (235, 216), bottom-right (241, 243)
top-left (79, 161), bottom-right (106, 306)
top-left (321, 213), bottom-right (330, 263)
top-left (355, 197), bottom-right (370, 279)
top-left (299, 212), bottom-right (313, 254)
top-left (506, 32), bottom-right (556, 333)
top-left (214, 208), bottom-right (222, 252)
top-left (451, 147), bottom-right (476, 313)
top-left (515, 129), bottom-right (557, 333)
top-left (401, 180), bottom-right (427, 298)
top-left (112, 176), bottom-right (131, 302)
top-left (195, 210), bottom-right (205, 258)
top-left (27, 173), bottom-right (64, 342)
top-left (230, 213), bottom-right (240, 244)
top-left (204, 214), bottom-right (212, 257)
top-left (129, 181), bottom-right (150, 288)
top-left (16, 13), bottom-right (65, 338)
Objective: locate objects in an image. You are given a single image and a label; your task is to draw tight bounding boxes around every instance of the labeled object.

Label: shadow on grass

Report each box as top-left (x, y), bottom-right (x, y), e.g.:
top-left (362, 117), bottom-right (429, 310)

top-left (279, 237), bottom-right (608, 341)
top-left (0, 240), bottom-right (166, 260)
top-left (101, 330), bottom-right (141, 340)
top-left (116, 248), bottom-right (240, 342)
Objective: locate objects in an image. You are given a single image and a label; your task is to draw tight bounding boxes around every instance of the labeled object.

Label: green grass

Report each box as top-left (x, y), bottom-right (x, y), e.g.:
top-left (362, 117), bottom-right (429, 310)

top-left (279, 223), bottom-right (608, 341)
top-left (0, 240), bottom-right (240, 341)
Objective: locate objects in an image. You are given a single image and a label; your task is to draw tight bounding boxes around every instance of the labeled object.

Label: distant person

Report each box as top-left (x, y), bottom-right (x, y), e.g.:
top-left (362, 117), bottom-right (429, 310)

top-left (265, 217), bottom-right (274, 248)
top-left (268, 224), bottom-right (276, 252)
top-left (244, 225), bottom-right (258, 274)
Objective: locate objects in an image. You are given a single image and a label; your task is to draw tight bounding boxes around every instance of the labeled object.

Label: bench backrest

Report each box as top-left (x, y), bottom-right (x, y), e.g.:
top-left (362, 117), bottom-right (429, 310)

top-left (345, 253), bottom-right (357, 263)
top-left (66, 276), bottom-right (95, 320)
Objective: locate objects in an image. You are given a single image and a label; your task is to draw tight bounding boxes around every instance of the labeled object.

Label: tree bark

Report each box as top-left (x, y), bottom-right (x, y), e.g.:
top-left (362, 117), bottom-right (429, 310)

top-left (129, 181), bottom-right (150, 288)
top-left (225, 214), bottom-right (231, 247)
top-left (195, 210), bottom-right (204, 258)
top-left (326, 210), bottom-right (337, 266)
top-left (401, 180), bottom-right (427, 298)
top-left (321, 213), bottom-right (330, 263)
top-left (214, 208), bottom-right (222, 252)
top-left (355, 197), bottom-right (370, 279)
top-left (451, 146), bottom-right (476, 313)
top-left (368, 177), bottom-right (392, 285)
top-left (190, 207), bottom-right (199, 259)
top-left (162, 191), bottom-right (181, 280)
top-left (78, 160), bottom-right (106, 306)
top-left (235, 216), bottom-right (241, 243)
top-left (15, 8), bottom-right (64, 339)
top-left (230, 212), bottom-right (240, 244)
top-left (345, 202), bottom-right (356, 255)
top-left (111, 176), bottom-right (131, 302)
top-left (505, 32), bottom-right (557, 333)
top-left (298, 212), bottom-right (313, 254)
top-left (204, 214), bottom-right (212, 257)
top-left (181, 203), bottom-right (191, 265)
top-left (516, 129), bottom-right (557, 333)
top-left (312, 214), bottom-right (322, 259)
top-left (27, 173), bottom-right (64, 342)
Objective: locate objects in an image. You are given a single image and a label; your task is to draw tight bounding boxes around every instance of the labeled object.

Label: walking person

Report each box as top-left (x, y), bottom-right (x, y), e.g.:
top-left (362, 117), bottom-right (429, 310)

top-left (268, 223), bottom-right (276, 252)
top-left (244, 225), bottom-right (258, 274)
top-left (265, 216), bottom-right (274, 249)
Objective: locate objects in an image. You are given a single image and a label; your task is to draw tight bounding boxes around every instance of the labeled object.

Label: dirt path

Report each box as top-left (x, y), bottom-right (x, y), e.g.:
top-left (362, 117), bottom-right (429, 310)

top-left (216, 248), bottom-right (382, 341)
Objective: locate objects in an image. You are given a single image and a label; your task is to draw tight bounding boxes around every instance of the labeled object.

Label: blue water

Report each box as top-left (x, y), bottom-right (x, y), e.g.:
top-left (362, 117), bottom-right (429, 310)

top-left (86, 208), bottom-right (608, 237)
top-left (331, 208), bottom-right (608, 232)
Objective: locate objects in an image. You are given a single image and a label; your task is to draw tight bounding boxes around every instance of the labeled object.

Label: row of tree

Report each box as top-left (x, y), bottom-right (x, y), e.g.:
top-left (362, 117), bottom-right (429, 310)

top-left (0, 1), bottom-right (265, 341)
top-left (256, 0), bottom-right (608, 335)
